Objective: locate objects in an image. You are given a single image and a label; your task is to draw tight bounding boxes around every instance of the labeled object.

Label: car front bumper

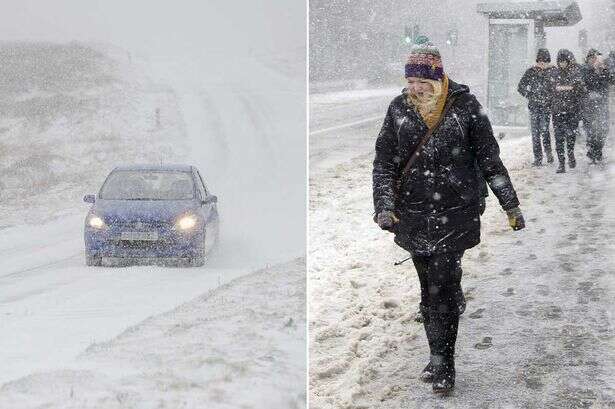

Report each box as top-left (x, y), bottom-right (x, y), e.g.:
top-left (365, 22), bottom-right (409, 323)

top-left (84, 226), bottom-right (205, 259)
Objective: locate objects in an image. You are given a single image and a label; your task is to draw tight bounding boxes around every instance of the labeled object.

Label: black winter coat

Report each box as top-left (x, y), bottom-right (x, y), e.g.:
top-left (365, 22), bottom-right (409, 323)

top-left (581, 64), bottom-right (613, 131)
top-left (551, 64), bottom-right (587, 116)
top-left (517, 65), bottom-right (555, 109)
top-left (373, 80), bottom-right (519, 255)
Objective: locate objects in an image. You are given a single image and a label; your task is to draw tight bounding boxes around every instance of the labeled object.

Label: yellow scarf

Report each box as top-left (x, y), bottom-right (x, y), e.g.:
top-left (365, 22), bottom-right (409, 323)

top-left (407, 75), bottom-right (449, 129)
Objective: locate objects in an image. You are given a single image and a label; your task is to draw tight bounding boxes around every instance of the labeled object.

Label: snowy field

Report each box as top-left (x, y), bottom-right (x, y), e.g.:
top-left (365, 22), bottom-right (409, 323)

top-left (0, 17), bottom-right (305, 407)
top-left (309, 88), bottom-right (615, 408)
top-left (0, 258), bottom-right (306, 408)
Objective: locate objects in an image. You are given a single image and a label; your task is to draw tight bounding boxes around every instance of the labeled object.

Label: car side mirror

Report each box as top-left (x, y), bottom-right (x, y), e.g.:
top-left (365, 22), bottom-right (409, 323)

top-left (83, 194), bottom-right (96, 204)
top-left (201, 195), bottom-right (218, 205)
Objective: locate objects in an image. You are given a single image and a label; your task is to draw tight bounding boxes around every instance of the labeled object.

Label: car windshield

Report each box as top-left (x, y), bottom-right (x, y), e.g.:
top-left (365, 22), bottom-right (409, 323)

top-left (99, 170), bottom-right (195, 200)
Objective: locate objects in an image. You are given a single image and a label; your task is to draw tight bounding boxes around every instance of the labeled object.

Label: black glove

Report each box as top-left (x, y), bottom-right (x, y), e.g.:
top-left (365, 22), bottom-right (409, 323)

top-left (506, 207), bottom-right (525, 231)
top-left (375, 210), bottom-right (399, 232)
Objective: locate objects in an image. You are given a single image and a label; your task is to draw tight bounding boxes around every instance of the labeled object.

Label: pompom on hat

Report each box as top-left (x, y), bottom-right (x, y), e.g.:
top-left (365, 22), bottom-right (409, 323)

top-left (404, 36), bottom-right (444, 81)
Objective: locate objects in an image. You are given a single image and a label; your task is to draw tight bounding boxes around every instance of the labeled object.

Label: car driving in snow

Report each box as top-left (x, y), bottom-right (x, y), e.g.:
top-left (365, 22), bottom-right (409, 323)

top-left (83, 164), bottom-right (219, 267)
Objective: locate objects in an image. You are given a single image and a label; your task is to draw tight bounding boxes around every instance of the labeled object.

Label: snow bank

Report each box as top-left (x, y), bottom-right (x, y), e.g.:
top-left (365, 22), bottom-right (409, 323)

top-left (0, 258), bottom-right (306, 409)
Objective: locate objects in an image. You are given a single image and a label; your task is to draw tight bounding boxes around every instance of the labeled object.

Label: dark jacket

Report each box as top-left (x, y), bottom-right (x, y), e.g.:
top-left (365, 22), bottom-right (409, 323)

top-left (607, 52), bottom-right (615, 76)
top-left (517, 65), bottom-right (555, 109)
top-left (581, 63), bottom-right (612, 130)
top-left (582, 64), bottom-right (612, 103)
top-left (551, 50), bottom-right (587, 116)
top-left (372, 80), bottom-right (519, 255)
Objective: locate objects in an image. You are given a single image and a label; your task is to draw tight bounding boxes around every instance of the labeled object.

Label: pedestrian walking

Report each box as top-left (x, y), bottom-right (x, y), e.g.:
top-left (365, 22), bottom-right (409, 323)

top-left (372, 39), bottom-right (525, 394)
top-left (518, 48), bottom-right (555, 166)
top-left (606, 50), bottom-right (615, 74)
top-left (551, 49), bottom-right (587, 173)
top-left (581, 49), bottom-right (614, 163)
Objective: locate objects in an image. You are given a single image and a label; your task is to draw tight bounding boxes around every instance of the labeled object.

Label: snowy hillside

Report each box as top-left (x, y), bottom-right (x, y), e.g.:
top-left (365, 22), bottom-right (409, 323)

top-left (0, 42), bottom-right (189, 228)
top-left (0, 258), bottom-right (306, 409)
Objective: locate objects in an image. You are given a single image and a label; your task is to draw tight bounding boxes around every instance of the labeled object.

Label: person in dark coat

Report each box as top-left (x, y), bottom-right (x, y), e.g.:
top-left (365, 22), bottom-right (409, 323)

top-left (606, 51), bottom-right (615, 75)
top-left (581, 49), bottom-right (613, 163)
top-left (372, 40), bottom-right (525, 394)
top-left (518, 48), bottom-right (555, 166)
top-left (551, 49), bottom-right (587, 173)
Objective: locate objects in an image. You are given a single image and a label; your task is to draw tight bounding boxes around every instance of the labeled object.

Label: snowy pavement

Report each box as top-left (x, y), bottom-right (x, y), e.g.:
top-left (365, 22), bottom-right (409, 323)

top-left (309, 89), bottom-right (615, 408)
top-left (0, 258), bottom-right (306, 409)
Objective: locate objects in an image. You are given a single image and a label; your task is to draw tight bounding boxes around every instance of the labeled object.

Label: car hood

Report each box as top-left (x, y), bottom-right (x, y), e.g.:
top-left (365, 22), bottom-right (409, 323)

top-left (92, 199), bottom-right (199, 224)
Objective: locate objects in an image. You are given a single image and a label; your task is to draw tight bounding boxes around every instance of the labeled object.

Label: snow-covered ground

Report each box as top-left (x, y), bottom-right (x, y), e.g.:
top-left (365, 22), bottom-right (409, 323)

top-left (0, 13), bottom-right (306, 406)
top-left (309, 88), bottom-right (615, 408)
top-left (0, 258), bottom-right (306, 409)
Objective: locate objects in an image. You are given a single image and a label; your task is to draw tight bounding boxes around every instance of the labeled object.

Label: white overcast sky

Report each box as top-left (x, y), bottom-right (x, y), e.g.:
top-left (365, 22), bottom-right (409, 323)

top-left (0, 0), bottom-right (304, 56)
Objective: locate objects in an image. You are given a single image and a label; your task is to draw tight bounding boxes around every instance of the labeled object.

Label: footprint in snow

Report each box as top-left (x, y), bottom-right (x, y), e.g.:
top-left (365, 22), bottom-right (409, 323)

top-left (469, 308), bottom-right (485, 319)
top-left (560, 262), bottom-right (575, 273)
top-left (567, 233), bottom-right (577, 241)
top-left (537, 285), bottom-right (550, 296)
top-left (474, 336), bottom-right (493, 350)
top-left (500, 267), bottom-right (513, 276)
top-left (528, 253), bottom-right (537, 260)
top-left (502, 288), bottom-right (515, 297)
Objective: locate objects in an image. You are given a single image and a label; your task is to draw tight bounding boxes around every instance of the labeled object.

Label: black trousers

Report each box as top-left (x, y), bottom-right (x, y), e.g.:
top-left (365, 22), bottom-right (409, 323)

top-left (553, 112), bottom-right (579, 164)
top-left (529, 106), bottom-right (552, 162)
top-left (584, 108), bottom-right (609, 161)
top-left (412, 251), bottom-right (464, 315)
top-left (413, 252), bottom-right (463, 367)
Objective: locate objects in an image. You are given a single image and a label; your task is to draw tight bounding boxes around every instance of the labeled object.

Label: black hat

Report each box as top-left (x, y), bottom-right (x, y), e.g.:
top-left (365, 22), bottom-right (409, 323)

top-left (536, 48), bottom-right (551, 63)
top-left (557, 49), bottom-right (575, 64)
top-left (585, 48), bottom-right (601, 63)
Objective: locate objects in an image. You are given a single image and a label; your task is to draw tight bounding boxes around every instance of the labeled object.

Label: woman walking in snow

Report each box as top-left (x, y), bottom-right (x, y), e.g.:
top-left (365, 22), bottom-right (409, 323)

top-left (551, 49), bottom-right (587, 173)
top-left (372, 39), bottom-right (525, 394)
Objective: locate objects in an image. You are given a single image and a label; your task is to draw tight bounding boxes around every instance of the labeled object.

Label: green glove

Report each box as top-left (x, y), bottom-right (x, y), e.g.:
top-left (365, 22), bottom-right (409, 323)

top-left (506, 207), bottom-right (525, 231)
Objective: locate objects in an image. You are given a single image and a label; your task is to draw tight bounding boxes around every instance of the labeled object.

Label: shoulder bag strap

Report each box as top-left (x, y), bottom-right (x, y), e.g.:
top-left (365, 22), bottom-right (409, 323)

top-left (399, 95), bottom-right (458, 179)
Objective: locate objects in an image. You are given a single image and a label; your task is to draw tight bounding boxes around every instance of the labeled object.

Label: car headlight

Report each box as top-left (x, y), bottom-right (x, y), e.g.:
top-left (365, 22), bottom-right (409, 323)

top-left (88, 215), bottom-right (105, 229)
top-left (177, 215), bottom-right (197, 230)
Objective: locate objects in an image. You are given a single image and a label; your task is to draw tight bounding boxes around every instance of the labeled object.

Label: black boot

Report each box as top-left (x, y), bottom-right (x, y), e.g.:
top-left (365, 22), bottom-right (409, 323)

top-left (556, 162), bottom-right (566, 173)
top-left (568, 152), bottom-right (576, 168)
top-left (427, 311), bottom-right (459, 394)
top-left (420, 304), bottom-right (435, 383)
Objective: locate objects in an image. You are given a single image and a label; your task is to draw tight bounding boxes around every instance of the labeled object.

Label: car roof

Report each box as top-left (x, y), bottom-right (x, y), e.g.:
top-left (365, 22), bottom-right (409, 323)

top-left (112, 164), bottom-right (194, 172)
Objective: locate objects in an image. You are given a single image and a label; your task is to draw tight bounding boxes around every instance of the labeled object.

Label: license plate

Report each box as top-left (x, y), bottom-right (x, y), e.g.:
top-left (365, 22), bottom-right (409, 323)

top-left (121, 231), bottom-right (159, 241)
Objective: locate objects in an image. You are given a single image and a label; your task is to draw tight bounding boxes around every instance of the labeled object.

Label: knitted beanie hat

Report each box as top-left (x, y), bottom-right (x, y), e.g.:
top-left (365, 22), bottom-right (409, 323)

top-left (405, 36), bottom-right (444, 81)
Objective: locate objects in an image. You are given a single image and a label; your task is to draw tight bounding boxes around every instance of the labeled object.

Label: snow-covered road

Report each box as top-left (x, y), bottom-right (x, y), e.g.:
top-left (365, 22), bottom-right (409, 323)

top-left (0, 216), bottom-right (251, 384)
top-left (309, 88), bottom-right (615, 408)
top-left (0, 258), bottom-right (306, 409)
top-left (309, 88), bottom-right (397, 171)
